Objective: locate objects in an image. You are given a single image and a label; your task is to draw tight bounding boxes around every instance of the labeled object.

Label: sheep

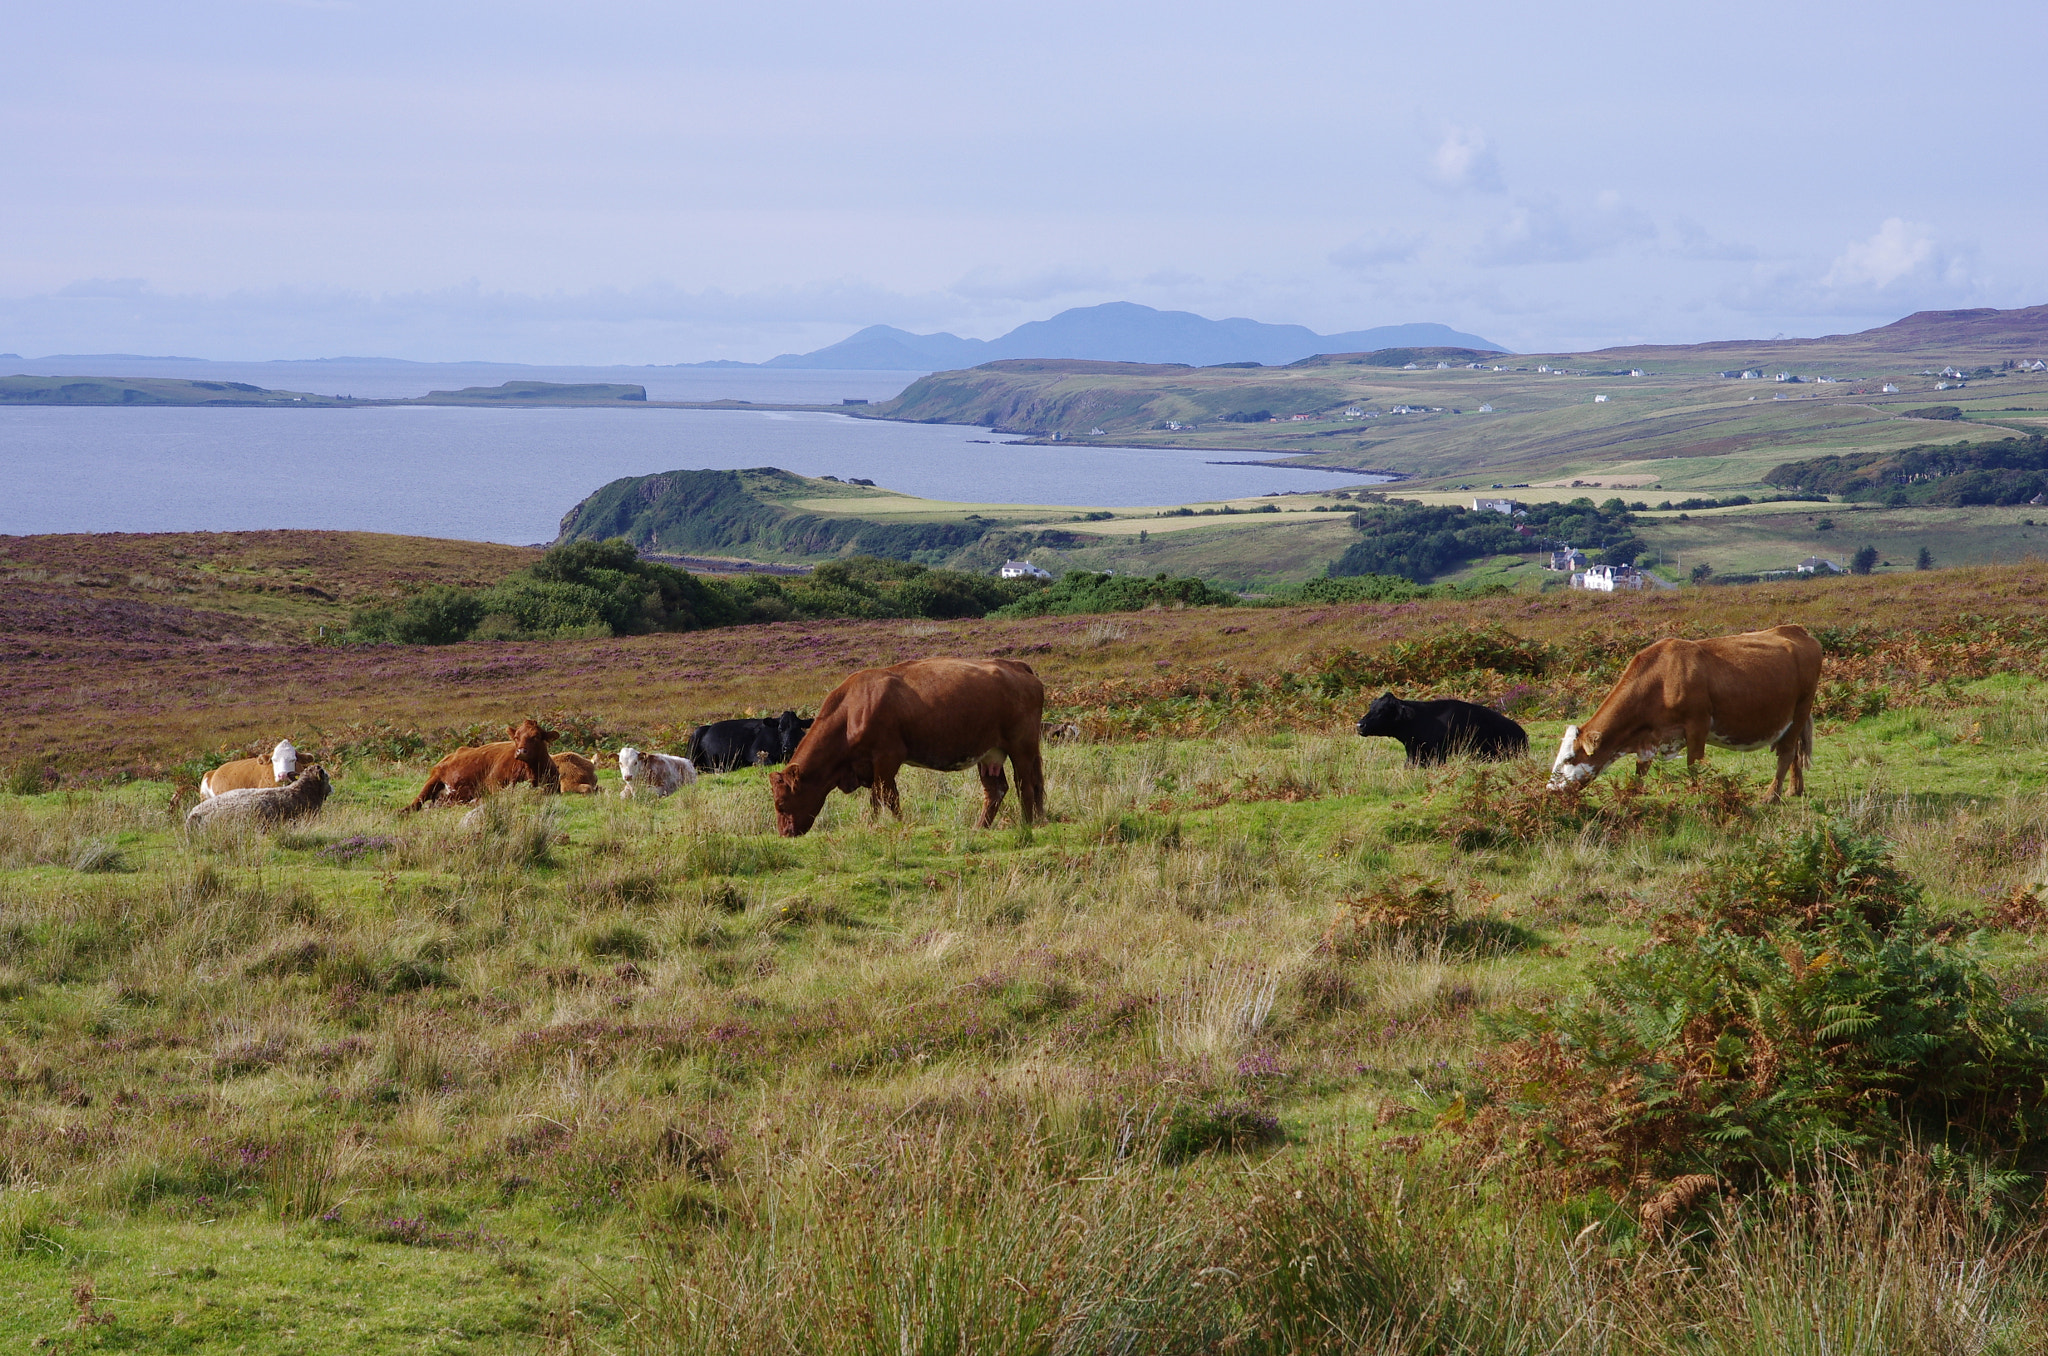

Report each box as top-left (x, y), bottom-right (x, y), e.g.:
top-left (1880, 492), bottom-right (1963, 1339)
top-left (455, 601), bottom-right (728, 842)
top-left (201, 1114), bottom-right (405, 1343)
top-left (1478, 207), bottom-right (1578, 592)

top-left (186, 765), bottom-right (332, 832)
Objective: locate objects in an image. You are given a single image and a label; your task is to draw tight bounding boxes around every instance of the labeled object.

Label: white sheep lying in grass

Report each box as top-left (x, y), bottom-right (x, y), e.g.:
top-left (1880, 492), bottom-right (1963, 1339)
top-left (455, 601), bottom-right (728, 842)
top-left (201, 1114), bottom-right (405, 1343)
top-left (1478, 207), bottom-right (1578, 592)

top-left (186, 765), bottom-right (331, 832)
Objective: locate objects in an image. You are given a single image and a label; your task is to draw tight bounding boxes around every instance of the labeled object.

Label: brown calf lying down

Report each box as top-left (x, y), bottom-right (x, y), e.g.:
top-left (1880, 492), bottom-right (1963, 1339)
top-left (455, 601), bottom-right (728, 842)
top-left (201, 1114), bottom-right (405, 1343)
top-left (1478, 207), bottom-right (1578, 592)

top-left (1549, 623), bottom-right (1823, 800)
top-left (199, 739), bottom-right (297, 799)
top-left (405, 720), bottom-right (560, 810)
top-left (187, 765), bottom-right (331, 831)
top-left (552, 752), bottom-right (601, 794)
top-left (770, 657), bottom-right (1046, 837)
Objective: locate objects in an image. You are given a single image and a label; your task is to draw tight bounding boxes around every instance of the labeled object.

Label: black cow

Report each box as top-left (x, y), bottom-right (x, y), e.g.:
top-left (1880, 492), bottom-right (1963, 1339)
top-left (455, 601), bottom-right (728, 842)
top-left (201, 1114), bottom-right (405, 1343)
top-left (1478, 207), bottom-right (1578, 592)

top-left (687, 710), bottom-right (813, 773)
top-left (1356, 693), bottom-right (1527, 766)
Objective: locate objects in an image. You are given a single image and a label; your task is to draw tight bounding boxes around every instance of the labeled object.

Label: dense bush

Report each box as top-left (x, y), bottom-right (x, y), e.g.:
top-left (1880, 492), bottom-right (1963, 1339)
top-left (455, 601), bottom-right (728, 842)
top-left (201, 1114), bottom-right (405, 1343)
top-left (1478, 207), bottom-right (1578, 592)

top-left (992, 570), bottom-right (1238, 617)
top-left (1328, 498), bottom-right (1644, 583)
top-left (348, 544), bottom-right (1043, 643)
top-left (1464, 823), bottom-right (2048, 1197)
top-left (1768, 432), bottom-right (2048, 506)
top-left (720, 556), bottom-right (1038, 624)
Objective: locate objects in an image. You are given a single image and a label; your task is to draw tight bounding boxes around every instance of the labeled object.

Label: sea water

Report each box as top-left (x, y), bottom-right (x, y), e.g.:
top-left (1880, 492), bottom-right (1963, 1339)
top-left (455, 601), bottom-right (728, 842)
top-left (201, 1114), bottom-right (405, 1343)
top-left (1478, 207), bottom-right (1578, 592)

top-left (0, 403), bottom-right (1383, 544)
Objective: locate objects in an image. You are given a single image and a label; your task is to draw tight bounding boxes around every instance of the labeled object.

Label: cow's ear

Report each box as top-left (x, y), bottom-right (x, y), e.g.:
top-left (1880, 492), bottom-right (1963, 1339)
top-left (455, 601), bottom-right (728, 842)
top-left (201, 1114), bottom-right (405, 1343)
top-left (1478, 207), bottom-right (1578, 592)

top-left (1579, 729), bottom-right (1602, 755)
top-left (540, 728), bottom-right (559, 743)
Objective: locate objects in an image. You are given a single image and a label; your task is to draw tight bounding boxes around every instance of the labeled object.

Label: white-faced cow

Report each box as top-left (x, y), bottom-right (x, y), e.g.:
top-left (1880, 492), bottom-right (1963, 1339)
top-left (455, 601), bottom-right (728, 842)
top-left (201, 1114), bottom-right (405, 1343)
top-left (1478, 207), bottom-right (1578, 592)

top-left (1548, 623), bottom-right (1823, 800)
top-left (618, 747), bottom-right (697, 799)
top-left (199, 739), bottom-right (298, 799)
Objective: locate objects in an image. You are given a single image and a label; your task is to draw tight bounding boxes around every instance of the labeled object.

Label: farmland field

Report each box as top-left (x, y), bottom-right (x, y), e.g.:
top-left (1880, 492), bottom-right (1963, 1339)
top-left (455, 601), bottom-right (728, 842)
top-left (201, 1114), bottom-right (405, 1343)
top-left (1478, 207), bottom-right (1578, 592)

top-left (3, 543), bottom-right (2048, 1351)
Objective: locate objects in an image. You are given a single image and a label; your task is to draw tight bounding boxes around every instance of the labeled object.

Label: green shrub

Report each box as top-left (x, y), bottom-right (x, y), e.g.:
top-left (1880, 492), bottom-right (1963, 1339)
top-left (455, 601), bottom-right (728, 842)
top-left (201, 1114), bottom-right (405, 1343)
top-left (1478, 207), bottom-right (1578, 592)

top-left (993, 571), bottom-right (1237, 618)
top-left (1465, 823), bottom-right (2048, 1196)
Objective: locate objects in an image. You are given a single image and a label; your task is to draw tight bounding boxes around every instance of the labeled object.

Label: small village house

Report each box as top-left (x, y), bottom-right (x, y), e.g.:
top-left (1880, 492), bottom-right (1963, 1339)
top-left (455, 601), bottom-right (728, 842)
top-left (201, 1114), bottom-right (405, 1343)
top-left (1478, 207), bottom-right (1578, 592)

top-left (1570, 564), bottom-right (1646, 592)
top-left (999, 559), bottom-right (1052, 581)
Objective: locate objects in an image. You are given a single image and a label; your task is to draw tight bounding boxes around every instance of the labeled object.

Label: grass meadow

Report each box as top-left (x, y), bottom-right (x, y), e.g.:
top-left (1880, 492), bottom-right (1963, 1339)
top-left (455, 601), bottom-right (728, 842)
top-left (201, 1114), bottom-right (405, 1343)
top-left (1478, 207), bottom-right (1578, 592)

top-left (4, 559), bottom-right (2048, 1350)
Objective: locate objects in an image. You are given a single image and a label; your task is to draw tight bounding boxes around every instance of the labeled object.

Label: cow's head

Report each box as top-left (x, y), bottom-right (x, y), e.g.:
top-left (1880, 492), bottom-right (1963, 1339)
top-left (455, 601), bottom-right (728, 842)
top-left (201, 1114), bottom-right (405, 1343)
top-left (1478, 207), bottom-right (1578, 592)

top-left (508, 720), bottom-right (560, 787)
top-left (770, 766), bottom-right (828, 837)
top-left (271, 739), bottom-right (298, 783)
top-left (1547, 725), bottom-right (1603, 789)
top-left (617, 746), bottom-right (644, 798)
top-left (1357, 693), bottom-right (1404, 738)
top-left (776, 710), bottom-right (811, 758)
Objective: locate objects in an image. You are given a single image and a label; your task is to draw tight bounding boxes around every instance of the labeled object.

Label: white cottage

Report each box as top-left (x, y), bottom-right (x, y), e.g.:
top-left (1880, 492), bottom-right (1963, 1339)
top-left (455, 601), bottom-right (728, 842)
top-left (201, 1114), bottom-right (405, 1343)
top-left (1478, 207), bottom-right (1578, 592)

top-left (999, 560), bottom-right (1053, 581)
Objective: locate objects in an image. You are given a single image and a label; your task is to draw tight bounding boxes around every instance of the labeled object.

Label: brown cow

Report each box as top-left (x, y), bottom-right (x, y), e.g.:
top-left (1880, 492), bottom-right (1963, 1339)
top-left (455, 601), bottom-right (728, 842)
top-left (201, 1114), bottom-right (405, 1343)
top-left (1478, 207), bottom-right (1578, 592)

top-left (1548, 623), bottom-right (1823, 800)
top-left (404, 720), bottom-right (560, 811)
top-left (552, 752), bottom-right (602, 794)
top-left (769, 658), bottom-right (1046, 837)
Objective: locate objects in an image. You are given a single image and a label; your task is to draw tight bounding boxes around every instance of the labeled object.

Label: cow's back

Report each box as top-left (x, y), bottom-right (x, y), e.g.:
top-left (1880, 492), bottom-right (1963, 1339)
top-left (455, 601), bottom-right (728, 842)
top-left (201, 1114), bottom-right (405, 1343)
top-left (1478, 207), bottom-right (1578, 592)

top-left (201, 756), bottom-right (278, 798)
top-left (813, 657), bottom-right (1043, 770)
top-left (1598, 625), bottom-right (1819, 738)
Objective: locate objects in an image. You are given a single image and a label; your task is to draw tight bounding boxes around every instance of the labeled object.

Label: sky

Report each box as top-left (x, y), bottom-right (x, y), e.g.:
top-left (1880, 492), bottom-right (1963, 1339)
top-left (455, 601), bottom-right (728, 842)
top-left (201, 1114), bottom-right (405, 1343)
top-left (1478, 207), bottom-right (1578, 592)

top-left (1, 0), bottom-right (2039, 364)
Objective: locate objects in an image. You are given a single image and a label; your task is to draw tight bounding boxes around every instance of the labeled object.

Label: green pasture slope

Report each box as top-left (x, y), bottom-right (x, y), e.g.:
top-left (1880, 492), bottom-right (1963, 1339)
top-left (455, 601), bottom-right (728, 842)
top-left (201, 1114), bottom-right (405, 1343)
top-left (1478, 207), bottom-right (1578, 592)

top-left (3, 679), bottom-right (2048, 1349)
top-left (875, 304), bottom-right (2048, 493)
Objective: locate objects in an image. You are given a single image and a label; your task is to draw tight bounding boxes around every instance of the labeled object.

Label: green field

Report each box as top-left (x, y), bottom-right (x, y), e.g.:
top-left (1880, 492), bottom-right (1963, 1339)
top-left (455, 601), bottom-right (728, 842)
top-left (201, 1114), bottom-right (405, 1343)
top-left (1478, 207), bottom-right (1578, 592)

top-left (3, 566), bottom-right (2048, 1350)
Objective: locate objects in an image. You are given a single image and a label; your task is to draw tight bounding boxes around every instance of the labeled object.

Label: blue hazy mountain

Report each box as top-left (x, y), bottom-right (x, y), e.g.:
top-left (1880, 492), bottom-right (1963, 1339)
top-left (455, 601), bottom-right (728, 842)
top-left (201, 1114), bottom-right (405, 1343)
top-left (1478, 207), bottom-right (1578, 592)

top-left (757, 303), bottom-right (1505, 369)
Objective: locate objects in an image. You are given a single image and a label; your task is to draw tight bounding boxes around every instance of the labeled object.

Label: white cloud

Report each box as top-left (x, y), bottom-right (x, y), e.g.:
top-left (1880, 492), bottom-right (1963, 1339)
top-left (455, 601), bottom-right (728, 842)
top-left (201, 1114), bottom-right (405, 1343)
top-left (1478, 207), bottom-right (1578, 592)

top-left (1429, 127), bottom-right (1502, 192)
top-left (1822, 217), bottom-right (1939, 290)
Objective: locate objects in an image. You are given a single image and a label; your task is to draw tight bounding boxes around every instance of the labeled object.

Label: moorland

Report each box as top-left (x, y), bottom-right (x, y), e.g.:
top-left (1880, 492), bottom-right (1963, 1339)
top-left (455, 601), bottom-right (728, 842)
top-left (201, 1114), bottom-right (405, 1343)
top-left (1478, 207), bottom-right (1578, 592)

top-left (2, 525), bottom-right (2048, 1351)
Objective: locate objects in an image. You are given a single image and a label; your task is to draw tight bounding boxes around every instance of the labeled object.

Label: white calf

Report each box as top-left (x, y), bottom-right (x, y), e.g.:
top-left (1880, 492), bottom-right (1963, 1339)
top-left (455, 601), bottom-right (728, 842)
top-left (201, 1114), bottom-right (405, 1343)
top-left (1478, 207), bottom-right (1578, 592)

top-left (618, 747), bottom-right (697, 799)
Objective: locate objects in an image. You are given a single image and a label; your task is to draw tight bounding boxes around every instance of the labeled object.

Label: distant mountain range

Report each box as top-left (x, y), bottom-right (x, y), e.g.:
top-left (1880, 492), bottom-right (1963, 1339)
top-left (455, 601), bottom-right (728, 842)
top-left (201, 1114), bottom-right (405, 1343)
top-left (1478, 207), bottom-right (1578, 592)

top-left (745, 303), bottom-right (1506, 370)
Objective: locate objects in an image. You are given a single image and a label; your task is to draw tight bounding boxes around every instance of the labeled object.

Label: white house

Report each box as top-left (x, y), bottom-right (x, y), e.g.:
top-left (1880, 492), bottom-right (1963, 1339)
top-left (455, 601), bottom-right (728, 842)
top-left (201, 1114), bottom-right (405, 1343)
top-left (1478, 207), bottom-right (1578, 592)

top-left (1571, 564), bottom-right (1645, 593)
top-left (1477, 403), bottom-right (1494, 413)
top-left (1629, 369), bottom-right (1647, 377)
top-left (1472, 498), bottom-right (1522, 514)
top-left (1937, 380), bottom-right (1966, 391)
top-left (1594, 394), bottom-right (1610, 403)
top-left (1796, 556), bottom-right (1842, 575)
top-left (1940, 366), bottom-right (1965, 379)
top-left (1402, 362), bottom-right (1419, 370)
top-left (1882, 382), bottom-right (1901, 393)
top-left (2025, 360), bottom-right (2047, 372)
top-left (999, 560), bottom-right (1052, 581)
top-left (1741, 370), bottom-right (1762, 380)
top-left (1436, 361), bottom-right (1451, 370)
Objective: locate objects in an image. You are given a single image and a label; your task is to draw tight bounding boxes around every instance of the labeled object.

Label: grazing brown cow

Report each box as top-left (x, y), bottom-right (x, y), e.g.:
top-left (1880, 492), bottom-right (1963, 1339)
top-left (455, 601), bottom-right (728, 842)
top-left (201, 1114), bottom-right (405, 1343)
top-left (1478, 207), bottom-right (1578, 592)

top-left (769, 658), bottom-right (1046, 837)
top-left (404, 720), bottom-right (560, 810)
top-left (552, 752), bottom-right (602, 794)
top-left (1548, 623), bottom-right (1823, 800)
top-left (199, 739), bottom-right (297, 799)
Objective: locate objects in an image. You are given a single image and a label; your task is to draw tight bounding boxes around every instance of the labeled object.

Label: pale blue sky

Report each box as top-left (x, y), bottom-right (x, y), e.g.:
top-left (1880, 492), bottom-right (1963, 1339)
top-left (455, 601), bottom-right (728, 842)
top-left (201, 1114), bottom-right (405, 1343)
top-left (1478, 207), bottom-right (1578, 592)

top-left (2, 0), bottom-right (2036, 362)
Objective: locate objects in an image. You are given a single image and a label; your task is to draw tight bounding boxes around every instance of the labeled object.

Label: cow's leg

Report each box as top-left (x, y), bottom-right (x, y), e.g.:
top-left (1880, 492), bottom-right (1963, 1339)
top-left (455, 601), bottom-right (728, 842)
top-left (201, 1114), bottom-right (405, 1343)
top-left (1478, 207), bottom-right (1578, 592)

top-left (1010, 743), bottom-right (1045, 824)
top-left (869, 773), bottom-right (903, 820)
top-left (1789, 703), bottom-right (1815, 797)
top-left (976, 757), bottom-right (1010, 829)
top-left (404, 776), bottom-right (444, 812)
